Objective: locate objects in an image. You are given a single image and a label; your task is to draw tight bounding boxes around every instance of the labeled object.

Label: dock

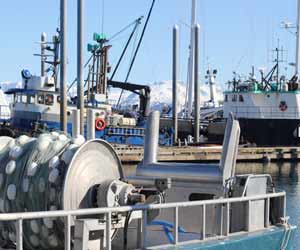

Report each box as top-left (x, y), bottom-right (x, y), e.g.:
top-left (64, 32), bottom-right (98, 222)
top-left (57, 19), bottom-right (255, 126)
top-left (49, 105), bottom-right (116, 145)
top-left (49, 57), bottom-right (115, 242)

top-left (115, 145), bottom-right (300, 163)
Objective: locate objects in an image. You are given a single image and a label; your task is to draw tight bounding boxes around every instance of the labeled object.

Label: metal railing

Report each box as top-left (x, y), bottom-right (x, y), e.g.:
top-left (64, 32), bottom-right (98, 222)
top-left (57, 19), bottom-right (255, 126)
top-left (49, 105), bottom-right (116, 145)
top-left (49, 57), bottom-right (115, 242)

top-left (0, 192), bottom-right (286, 250)
top-left (227, 106), bottom-right (300, 119)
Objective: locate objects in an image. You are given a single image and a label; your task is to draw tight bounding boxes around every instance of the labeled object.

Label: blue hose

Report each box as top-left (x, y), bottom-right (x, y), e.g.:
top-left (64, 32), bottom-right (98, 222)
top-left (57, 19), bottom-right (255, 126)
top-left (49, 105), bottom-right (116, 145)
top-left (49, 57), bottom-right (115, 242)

top-left (148, 220), bottom-right (187, 243)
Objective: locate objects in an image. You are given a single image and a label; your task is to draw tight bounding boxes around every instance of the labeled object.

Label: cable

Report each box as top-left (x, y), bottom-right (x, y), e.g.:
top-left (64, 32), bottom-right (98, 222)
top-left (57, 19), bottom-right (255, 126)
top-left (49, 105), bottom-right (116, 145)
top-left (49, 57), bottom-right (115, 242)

top-left (110, 17), bottom-right (143, 81)
top-left (123, 211), bottom-right (132, 250)
top-left (116, 0), bottom-right (156, 107)
top-left (116, 25), bottom-right (140, 107)
top-left (109, 17), bottom-right (143, 42)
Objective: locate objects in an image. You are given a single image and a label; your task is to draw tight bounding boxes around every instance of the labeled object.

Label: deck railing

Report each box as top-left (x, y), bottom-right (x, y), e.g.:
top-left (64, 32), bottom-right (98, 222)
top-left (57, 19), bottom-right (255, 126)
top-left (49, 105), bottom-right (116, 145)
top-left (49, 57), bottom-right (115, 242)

top-left (0, 192), bottom-right (286, 250)
top-left (227, 106), bottom-right (300, 119)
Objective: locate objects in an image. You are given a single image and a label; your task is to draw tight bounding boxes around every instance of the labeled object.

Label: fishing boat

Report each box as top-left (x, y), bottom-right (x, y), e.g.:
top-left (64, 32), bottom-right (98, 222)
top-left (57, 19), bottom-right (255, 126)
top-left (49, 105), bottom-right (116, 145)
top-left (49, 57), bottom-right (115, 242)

top-left (209, 0), bottom-right (300, 146)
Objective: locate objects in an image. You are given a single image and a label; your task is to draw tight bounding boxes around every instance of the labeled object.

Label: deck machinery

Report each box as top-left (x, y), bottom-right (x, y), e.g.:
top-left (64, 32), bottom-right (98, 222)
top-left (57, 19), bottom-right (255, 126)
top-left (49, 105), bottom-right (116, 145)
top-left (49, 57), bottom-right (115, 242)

top-left (0, 112), bottom-right (295, 249)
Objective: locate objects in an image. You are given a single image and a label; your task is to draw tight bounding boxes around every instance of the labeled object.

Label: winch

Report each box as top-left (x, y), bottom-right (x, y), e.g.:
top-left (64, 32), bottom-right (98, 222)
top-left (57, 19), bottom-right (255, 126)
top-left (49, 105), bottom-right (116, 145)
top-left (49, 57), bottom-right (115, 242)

top-left (0, 132), bottom-right (148, 250)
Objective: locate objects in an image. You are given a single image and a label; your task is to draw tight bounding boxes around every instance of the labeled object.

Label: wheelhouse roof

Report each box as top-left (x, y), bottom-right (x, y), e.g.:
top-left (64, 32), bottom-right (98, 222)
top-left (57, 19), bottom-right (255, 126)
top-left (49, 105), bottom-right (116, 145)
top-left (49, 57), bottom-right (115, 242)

top-left (5, 88), bottom-right (58, 95)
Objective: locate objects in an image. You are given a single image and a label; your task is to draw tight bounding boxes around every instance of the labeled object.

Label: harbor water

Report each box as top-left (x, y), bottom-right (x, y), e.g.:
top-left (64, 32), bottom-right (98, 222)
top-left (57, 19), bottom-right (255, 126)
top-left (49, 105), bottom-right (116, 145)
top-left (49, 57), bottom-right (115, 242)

top-left (124, 161), bottom-right (300, 249)
top-left (236, 162), bottom-right (300, 249)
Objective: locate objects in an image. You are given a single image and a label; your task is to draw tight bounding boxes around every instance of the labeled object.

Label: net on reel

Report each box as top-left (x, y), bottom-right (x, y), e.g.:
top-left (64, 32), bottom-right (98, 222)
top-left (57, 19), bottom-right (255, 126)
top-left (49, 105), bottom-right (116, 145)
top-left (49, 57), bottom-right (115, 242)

top-left (0, 132), bottom-right (123, 250)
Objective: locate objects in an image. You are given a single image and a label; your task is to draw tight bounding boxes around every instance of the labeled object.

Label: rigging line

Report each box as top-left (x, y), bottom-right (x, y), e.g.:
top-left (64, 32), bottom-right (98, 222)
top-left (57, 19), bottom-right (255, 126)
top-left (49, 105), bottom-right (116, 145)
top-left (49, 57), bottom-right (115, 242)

top-left (67, 54), bottom-right (94, 92)
top-left (110, 18), bottom-right (142, 80)
top-left (116, 24), bottom-right (140, 107)
top-left (124, 0), bottom-right (156, 83)
top-left (116, 0), bottom-right (156, 108)
top-left (109, 16), bottom-right (144, 42)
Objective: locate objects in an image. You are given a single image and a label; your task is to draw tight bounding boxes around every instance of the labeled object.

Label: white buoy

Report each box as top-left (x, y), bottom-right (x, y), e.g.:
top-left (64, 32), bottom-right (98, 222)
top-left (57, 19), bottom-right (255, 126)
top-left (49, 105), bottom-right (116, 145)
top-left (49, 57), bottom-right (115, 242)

top-left (43, 218), bottom-right (54, 229)
top-left (48, 234), bottom-right (58, 247)
top-left (58, 134), bottom-right (68, 142)
top-left (22, 178), bottom-right (30, 193)
top-left (49, 168), bottom-right (59, 183)
top-left (8, 232), bottom-right (16, 242)
top-left (52, 140), bottom-right (64, 152)
top-left (61, 145), bottom-right (78, 164)
top-left (30, 220), bottom-right (40, 234)
top-left (27, 162), bottom-right (38, 176)
top-left (50, 131), bottom-right (60, 139)
top-left (29, 235), bottom-right (40, 247)
top-left (38, 178), bottom-right (46, 193)
top-left (49, 156), bottom-right (60, 169)
top-left (5, 160), bottom-right (16, 175)
top-left (9, 146), bottom-right (23, 159)
top-left (37, 138), bottom-right (51, 152)
top-left (7, 184), bottom-right (16, 200)
top-left (8, 140), bottom-right (15, 149)
top-left (17, 135), bottom-right (30, 146)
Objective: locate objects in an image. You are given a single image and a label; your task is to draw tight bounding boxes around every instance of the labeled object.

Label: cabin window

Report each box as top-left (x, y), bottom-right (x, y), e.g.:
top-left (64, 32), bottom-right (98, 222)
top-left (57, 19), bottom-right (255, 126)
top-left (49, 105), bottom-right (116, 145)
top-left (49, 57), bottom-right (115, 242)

top-left (38, 94), bottom-right (45, 104)
top-left (27, 95), bottom-right (35, 104)
top-left (225, 95), bottom-right (228, 102)
top-left (16, 94), bottom-right (22, 103)
top-left (239, 95), bottom-right (244, 102)
top-left (16, 94), bottom-right (26, 103)
top-left (45, 94), bottom-right (54, 106)
top-left (232, 95), bottom-right (237, 102)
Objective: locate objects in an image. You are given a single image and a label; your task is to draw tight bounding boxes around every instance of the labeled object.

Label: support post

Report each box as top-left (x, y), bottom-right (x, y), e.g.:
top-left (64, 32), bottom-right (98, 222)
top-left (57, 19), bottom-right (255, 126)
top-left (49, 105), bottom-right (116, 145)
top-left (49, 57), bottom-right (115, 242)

top-left (60, 0), bottom-right (67, 133)
top-left (187, 0), bottom-right (197, 118)
top-left (172, 25), bottom-right (179, 144)
top-left (72, 110), bottom-right (80, 137)
top-left (296, 0), bottom-right (300, 77)
top-left (87, 109), bottom-right (95, 140)
top-left (194, 24), bottom-right (201, 143)
top-left (106, 213), bottom-right (112, 250)
top-left (64, 215), bottom-right (71, 250)
top-left (77, 0), bottom-right (85, 135)
top-left (16, 219), bottom-right (23, 250)
top-left (144, 111), bottom-right (160, 165)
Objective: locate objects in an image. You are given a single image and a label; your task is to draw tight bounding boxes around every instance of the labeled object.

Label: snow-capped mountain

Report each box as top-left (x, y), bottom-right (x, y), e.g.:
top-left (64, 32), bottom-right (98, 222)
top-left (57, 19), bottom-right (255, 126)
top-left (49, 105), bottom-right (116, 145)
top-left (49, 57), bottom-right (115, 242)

top-left (0, 81), bottom-right (22, 91)
top-left (108, 80), bottom-right (224, 113)
top-left (0, 81), bottom-right (22, 103)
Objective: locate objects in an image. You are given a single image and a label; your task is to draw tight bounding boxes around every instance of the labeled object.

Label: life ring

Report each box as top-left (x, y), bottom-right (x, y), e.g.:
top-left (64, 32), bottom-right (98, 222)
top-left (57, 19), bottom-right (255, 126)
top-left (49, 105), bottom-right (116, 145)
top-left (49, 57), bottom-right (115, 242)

top-left (95, 118), bottom-right (106, 131)
top-left (279, 101), bottom-right (288, 112)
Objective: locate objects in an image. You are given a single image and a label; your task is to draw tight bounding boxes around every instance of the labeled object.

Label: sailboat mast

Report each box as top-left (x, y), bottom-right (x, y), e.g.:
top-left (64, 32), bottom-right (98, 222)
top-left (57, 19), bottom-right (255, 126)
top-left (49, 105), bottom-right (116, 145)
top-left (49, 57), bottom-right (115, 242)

top-left (295, 0), bottom-right (300, 77)
top-left (187, 0), bottom-right (197, 118)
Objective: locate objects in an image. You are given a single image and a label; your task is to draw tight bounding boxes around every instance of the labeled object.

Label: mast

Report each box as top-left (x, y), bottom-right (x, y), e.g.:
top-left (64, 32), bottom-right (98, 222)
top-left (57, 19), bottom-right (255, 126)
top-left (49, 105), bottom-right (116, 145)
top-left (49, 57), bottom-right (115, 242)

top-left (172, 25), bottom-right (179, 144)
top-left (41, 32), bottom-right (47, 77)
top-left (186, 0), bottom-right (197, 118)
top-left (60, 0), bottom-right (67, 133)
top-left (77, 0), bottom-right (85, 135)
top-left (295, 0), bottom-right (300, 77)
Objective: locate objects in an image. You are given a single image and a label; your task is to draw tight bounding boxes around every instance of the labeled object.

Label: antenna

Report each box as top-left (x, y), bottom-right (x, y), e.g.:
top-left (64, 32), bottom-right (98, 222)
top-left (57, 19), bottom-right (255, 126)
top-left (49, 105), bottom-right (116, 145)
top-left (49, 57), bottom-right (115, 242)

top-left (281, 0), bottom-right (300, 78)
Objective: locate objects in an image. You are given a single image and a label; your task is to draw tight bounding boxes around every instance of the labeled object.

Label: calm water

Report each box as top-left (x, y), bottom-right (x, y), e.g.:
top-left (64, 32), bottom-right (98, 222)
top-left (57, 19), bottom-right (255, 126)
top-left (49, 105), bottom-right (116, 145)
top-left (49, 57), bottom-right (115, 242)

top-left (236, 162), bottom-right (300, 249)
top-left (124, 162), bottom-right (300, 248)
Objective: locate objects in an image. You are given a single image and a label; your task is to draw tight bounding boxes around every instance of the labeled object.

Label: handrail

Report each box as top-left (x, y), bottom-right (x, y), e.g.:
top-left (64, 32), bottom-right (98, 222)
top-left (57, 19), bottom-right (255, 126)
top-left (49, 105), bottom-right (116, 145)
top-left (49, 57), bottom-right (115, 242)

top-left (1, 191), bottom-right (286, 250)
top-left (227, 105), bottom-right (300, 119)
top-left (0, 191), bottom-right (285, 221)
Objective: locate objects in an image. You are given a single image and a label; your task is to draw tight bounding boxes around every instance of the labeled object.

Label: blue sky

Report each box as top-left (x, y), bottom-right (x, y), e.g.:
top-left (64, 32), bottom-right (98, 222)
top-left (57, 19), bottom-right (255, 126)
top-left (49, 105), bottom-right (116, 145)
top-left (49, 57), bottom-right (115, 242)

top-left (0, 0), bottom-right (298, 88)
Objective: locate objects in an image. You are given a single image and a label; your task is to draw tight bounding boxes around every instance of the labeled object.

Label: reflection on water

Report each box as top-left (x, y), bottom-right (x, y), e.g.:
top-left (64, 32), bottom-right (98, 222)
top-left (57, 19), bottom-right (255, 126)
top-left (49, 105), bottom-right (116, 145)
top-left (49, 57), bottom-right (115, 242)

top-left (123, 162), bottom-right (300, 248)
top-left (237, 162), bottom-right (299, 248)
